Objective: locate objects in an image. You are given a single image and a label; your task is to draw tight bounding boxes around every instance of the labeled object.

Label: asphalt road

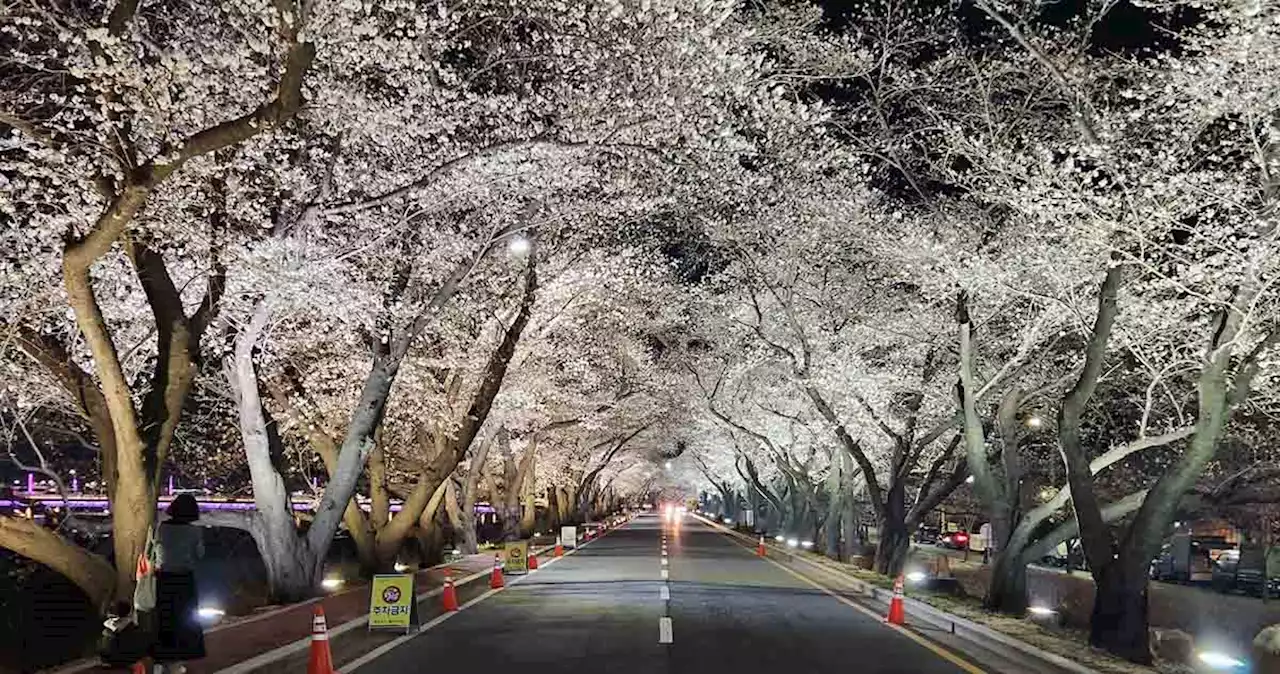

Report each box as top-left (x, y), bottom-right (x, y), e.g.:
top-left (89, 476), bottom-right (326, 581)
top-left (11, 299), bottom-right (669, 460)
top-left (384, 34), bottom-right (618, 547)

top-left (347, 513), bottom-right (976, 674)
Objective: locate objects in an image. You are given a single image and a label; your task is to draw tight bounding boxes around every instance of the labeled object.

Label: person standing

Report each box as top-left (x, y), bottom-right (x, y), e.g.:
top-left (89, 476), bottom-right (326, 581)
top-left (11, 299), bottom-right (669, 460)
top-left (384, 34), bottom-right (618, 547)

top-left (153, 494), bottom-right (206, 673)
top-left (978, 522), bottom-right (993, 564)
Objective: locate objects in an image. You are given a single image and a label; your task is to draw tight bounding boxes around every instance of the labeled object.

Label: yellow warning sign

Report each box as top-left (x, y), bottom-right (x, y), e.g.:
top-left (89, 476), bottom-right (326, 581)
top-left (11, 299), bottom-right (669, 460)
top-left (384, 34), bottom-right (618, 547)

top-left (369, 574), bottom-right (414, 631)
top-left (504, 540), bottom-right (529, 575)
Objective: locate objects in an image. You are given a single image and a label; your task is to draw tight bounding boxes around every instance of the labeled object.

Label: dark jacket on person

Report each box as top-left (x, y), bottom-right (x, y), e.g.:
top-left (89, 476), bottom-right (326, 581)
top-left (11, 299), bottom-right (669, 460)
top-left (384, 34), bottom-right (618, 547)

top-left (153, 521), bottom-right (206, 662)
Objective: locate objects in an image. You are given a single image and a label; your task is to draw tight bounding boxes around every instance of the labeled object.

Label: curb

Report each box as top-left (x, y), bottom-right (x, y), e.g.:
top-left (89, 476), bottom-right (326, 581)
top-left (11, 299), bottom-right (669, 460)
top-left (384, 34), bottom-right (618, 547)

top-left (37, 544), bottom-right (534, 674)
top-left (213, 543), bottom-right (557, 674)
top-left (692, 514), bottom-right (1102, 674)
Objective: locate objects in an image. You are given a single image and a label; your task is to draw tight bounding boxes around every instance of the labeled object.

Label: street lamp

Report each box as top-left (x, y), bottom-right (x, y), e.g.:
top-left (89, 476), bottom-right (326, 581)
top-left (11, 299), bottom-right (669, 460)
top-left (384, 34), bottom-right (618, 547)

top-left (664, 461), bottom-right (672, 470)
top-left (1025, 415), bottom-right (1043, 429)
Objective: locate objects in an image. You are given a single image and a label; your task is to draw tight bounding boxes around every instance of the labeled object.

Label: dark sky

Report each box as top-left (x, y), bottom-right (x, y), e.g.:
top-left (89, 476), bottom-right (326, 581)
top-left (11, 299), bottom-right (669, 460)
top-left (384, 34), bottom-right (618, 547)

top-left (813, 0), bottom-right (1203, 55)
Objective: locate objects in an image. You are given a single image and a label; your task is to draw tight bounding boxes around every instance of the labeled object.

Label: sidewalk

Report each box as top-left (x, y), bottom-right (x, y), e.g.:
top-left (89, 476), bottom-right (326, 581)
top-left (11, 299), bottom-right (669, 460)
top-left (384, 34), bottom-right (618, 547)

top-left (913, 542), bottom-right (1280, 663)
top-left (50, 534), bottom-right (565, 674)
top-left (202, 534), bottom-right (567, 674)
top-left (194, 552), bottom-right (500, 674)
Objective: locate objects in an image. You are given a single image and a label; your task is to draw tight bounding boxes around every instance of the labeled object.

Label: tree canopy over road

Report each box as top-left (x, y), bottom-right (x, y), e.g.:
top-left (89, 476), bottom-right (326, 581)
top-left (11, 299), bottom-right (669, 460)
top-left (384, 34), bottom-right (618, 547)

top-left (3, 0), bottom-right (1279, 664)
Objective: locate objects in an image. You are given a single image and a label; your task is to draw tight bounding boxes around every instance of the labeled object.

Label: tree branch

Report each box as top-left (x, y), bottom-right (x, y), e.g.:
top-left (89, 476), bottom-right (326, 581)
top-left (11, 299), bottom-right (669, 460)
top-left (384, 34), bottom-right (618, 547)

top-left (972, 0), bottom-right (1101, 146)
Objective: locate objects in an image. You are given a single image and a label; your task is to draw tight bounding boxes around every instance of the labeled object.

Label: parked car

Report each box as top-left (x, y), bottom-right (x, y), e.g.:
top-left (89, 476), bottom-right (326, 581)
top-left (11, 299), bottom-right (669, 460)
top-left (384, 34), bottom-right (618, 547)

top-left (1039, 540), bottom-right (1071, 568)
top-left (914, 526), bottom-right (941, 545)
top-left (1151, 534), bottom-right (1232, 583)
top-left (1211, 546), bottom-right (1280, 597)
top-left (938, 530), bottom-right (970, 550)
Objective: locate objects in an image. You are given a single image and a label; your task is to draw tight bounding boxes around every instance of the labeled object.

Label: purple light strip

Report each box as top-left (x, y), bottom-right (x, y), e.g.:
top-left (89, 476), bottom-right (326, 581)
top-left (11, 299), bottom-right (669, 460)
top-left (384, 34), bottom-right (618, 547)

top-left (8, 496), bottom-right (406, 513)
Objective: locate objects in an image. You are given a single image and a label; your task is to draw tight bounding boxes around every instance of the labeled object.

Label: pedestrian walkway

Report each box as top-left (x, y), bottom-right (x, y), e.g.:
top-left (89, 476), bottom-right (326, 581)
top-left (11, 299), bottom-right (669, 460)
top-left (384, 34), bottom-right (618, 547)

top-left (46, 540), bottom-right (559, 674)
top-left (192, 553), bottom-right (498, 674)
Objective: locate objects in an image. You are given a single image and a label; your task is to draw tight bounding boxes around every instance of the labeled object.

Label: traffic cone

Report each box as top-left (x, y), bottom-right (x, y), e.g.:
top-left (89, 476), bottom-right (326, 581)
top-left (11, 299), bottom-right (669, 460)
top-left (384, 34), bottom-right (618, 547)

top-left (489, 552), bottom-right (505, 589)
top-left (308, 604), bottom-right (335, 674)
top-left (129, 658), bottom-right (151, 674)
top-left (528, 552), bottom-right (539, 570)
top-left (885, 574), bottom-right (906, 625)
top-left (441, 569), bottom-right (459, 612)
top-left (554, 536), bottom-right (564, 557)
top-left (757, 535), bottom-right (766, 557)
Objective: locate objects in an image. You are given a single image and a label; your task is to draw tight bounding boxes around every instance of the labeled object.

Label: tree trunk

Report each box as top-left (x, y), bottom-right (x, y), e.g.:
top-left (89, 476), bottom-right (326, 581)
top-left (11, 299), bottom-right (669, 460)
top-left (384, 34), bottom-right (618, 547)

top-left (457, 437), bottom-right (491, 554)
top-left (458, 507), bottom-right (479, 554)
top-left (52, 32), bottom-right (314, 602)
top-left (303, 241), bottom-right (528, 576)
top-left (841, 499), bottom-right (859, 559)
top-left (415, 511), bottom-right (446, 568)
top-left (371, 477), bottom-right (446, 573)
top-left (253, 516), bottom-right (317, 603)
top-left (823, 503), bottom-right (842, 559)
top-left (519, 450), bottom-right (538, 537)
top-left (228, 301), bottom-right (320, 601)
top-left (497, 429), bottom-right (523, 542)
top-left (0, 516), bottom-right (115, 609)
top-left (823, 458), bottom-right (843, 558)
top-left (984, 549), bottom-right (1029, 615)
top-left (874, 520), bottom-right (911, 577)
top-left (305, 358), bottom-right (397, 578)
top-left (546, 488), bottom-right (561, 530)
top-left (1090, 564), bottom-right (1153, 664)
top-left (443, 480), bottom-right (466, 552)
top-left (873, 483), bottom-right (909, 576)
top-left (558, 485), bottom-right (574, 524)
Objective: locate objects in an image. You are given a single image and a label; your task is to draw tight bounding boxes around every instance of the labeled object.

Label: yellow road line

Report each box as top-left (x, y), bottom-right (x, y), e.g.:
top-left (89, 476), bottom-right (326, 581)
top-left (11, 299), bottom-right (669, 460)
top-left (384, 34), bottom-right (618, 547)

top-left (699, 517), bottom-right (987, 674)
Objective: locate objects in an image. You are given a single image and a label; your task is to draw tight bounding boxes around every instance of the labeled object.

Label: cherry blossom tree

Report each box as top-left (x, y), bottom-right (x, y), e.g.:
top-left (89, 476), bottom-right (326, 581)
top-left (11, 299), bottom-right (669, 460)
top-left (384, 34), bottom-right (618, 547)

top-left (2, 0), bottom-right (314, 604)
top-left (899, 0), bottom-right (1280, 659)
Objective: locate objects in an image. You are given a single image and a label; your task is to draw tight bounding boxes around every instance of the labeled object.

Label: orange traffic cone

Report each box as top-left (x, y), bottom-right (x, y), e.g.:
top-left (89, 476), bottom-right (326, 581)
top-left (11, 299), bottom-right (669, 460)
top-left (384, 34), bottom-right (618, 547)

top-left (554, 536), bottom-right (564, 557)
top-left (308, 604), bottom-right (335, 674)
top-left (489, 552), bottom-right (505, 589)
top-left (528, 552), bottom-right (539, 570)
top-left (756, 535), bottom-right (766, 557)
top-left (441, 569), bottom-right (459, 612)
top-left (885, 574), bottom-right (906, 625)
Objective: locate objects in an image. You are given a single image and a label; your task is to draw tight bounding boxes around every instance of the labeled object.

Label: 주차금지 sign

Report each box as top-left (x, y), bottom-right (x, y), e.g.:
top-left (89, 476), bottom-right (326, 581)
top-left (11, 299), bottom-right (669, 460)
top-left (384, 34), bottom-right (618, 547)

top-left (369, 574), bottom-right (414, 631)
top-left (505, 540), bottom-right (529, 575)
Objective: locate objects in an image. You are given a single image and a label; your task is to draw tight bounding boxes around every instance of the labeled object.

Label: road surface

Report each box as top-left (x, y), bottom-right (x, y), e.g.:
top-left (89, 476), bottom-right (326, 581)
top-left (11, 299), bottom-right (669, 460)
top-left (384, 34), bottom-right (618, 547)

top-left (346, 513), bottom-right (980, 674)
